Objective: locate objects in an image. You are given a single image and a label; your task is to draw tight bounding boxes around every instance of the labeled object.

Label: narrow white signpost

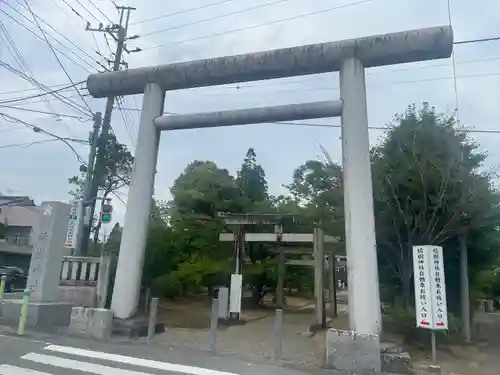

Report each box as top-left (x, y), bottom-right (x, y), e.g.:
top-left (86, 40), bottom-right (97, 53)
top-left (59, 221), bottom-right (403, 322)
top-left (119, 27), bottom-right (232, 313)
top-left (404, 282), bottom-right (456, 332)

top-left (413, 245), bottom-right (448, 364)
top-left (65, 200), bottom-right (82, 250)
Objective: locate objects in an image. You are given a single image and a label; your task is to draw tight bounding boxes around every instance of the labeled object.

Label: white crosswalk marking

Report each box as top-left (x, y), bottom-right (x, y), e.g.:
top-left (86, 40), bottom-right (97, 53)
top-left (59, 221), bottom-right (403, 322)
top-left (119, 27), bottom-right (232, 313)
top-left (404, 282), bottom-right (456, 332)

top-left (21, 353), bottom-right (151, 375)
top-left (43, 345), bottom-right (238, 375)
top-left (2, 344), bottom-right (242, 375)
top-left (0, 364), bottom-right (53, 375)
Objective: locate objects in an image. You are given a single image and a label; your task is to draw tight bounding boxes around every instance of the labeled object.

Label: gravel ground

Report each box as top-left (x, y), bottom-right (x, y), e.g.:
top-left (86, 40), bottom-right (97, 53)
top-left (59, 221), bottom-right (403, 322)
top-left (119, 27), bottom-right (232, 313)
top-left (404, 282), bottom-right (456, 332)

top-left (155, 312), bottom-right (329, 367)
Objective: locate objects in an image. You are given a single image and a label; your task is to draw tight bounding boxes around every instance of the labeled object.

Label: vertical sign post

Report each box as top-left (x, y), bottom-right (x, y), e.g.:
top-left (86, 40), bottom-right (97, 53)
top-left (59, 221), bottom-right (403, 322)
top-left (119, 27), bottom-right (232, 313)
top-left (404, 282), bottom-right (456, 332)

top-left (413, 245), bottom-right (448, 365)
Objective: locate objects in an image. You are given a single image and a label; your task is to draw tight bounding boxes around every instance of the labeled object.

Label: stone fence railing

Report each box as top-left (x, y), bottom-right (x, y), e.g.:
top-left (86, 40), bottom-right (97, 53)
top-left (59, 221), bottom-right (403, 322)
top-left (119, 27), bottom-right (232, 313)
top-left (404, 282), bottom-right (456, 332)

top-left (60, 256), bottom-right (101, 286)
top-left (59, 255), bottom-right (111, 308)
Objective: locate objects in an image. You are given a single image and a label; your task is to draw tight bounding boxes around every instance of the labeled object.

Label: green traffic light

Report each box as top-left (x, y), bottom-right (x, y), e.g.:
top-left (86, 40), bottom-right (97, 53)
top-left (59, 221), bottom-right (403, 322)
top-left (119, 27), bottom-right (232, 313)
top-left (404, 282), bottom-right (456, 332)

top-left (102, 214), bottom-right (111, 223)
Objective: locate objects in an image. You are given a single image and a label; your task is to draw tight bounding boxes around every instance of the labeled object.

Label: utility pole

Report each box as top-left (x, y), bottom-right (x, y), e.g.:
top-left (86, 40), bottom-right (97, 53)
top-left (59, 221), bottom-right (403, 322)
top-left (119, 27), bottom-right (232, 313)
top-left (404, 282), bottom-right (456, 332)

top-left (75, 112), bottom-right (102, 255)
top-left (80, 5), bottom-right (139, 254)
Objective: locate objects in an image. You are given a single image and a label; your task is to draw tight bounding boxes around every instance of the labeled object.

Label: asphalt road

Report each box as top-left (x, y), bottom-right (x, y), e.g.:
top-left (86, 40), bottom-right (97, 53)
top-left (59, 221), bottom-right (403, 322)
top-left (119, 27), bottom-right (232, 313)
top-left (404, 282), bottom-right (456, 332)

top-left (0, 332), bottom-right (323, 375)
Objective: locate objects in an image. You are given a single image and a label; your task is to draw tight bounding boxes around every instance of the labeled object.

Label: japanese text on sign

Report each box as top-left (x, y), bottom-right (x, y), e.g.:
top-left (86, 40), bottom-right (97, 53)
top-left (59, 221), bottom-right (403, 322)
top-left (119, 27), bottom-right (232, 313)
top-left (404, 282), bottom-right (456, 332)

top-left (412, 245), bottom-right (448, 330)
top-left (65, 200), bottom-right (82, 249)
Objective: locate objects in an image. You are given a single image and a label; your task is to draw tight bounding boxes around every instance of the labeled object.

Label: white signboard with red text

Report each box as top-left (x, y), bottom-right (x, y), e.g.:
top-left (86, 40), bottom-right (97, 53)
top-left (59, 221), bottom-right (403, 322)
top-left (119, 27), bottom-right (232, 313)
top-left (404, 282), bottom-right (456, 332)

top-left (413, 245), bottom-right (448, 330)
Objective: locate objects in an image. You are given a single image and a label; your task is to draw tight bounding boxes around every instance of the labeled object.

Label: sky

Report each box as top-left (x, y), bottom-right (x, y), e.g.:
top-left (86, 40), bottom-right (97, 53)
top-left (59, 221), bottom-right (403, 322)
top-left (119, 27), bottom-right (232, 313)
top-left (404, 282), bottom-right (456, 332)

top-left (0, 0), bottom-right (500, 228)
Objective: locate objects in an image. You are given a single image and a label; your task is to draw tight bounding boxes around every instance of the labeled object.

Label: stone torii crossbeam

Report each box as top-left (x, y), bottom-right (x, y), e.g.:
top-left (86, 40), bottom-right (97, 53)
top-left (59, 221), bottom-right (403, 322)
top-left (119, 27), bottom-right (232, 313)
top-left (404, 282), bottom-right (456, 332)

top-left (86, 26), bottom-right (453, 339)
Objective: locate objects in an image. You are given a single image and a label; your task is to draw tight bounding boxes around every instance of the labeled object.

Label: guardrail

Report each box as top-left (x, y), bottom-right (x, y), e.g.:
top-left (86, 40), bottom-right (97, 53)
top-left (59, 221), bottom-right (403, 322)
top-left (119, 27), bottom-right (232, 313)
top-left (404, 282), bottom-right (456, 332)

top-left (60, 256), bottom-right (100, 286)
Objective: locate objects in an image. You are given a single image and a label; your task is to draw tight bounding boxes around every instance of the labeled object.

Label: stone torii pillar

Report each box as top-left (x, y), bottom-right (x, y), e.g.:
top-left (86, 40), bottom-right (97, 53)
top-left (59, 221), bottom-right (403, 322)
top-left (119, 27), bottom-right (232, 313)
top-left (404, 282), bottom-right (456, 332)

top-left (85, 26), bottom-right (453, 336)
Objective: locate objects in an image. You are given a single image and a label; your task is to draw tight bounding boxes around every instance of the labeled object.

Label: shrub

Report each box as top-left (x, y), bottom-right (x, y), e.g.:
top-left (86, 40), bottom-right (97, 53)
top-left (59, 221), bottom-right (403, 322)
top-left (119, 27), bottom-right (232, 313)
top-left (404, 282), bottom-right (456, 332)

top-left (152, 273), bottom-right (183, 299)
top-left (383, 306), bottom-right (462, 346)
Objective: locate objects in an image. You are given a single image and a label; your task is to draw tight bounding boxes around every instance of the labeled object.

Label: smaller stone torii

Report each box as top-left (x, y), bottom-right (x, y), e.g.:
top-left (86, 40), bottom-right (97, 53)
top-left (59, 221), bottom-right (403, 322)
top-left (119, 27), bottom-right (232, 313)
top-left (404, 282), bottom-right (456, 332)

top-left (217, 212), bottom-right (339, 326)
top-left (85, 25), bottom-right (453, 345)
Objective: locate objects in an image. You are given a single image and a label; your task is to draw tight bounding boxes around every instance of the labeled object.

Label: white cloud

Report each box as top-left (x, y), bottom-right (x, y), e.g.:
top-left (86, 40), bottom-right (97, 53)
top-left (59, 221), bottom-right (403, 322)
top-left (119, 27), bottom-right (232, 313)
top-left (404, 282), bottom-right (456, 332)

top-left (1, 0), bottom-right (500, 227)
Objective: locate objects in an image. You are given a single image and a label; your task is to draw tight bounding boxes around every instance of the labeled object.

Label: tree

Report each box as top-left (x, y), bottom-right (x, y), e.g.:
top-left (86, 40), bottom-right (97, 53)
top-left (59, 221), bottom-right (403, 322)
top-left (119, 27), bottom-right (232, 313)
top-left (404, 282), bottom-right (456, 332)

top-left (68, 133), bottom-right (134, 249)
top-left (236, 148), bottom-right (269, 210)
top-left (170, 160), bottom-right (243, 217)
top-left (286, 150), bottom-right (344, 239)
top-left (372, 102), bottom-right (500, 308)
top-left (103, 223), bottom-right (122, 255)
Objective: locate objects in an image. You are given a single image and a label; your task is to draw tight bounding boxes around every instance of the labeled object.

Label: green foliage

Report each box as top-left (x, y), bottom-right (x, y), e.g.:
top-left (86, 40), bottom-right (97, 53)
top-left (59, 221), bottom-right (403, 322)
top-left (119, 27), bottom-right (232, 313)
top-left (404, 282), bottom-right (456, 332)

top-left (68, 133), bottom-right (134, 200)
top-left (170, 160), bottom-right (243, 217)
top-left (383, 306), bottom-right (462, 345)
top-left (285, 151), bottom-right (344, 239)
top-left (98, 103), bottom-right (500, 321)
top-left (372, 102), bottom-right (500, 307)
top-left (236, 148), bottom-right (269, 209)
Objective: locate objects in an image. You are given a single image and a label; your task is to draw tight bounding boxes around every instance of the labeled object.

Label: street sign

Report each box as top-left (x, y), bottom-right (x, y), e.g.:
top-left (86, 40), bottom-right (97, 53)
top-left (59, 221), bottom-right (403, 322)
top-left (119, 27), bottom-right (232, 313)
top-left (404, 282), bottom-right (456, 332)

top-left (412, 245), bottom-right (448, 330)
top-left (65, 200), bottom-right (82, 249)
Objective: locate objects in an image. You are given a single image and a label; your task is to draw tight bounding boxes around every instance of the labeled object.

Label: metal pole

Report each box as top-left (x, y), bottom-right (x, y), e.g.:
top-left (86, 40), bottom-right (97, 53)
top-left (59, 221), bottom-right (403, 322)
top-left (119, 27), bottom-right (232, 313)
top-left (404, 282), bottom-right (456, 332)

top-left (328, 255), bottom-right (338, 318)
top-left (430, 330), bottom-right (437, 364)
top-left (208, 298), bottom-right (219, 352)
top-left (144, 287), bottom-right (151, 313)
top-left (82, 8), bottom-right (133, 254)
top-left (272, 308), bottom-right (283, 360)
top-left (459, 234), bottom-right (471, 342)
top-left (75, 112), bottom-right (101, 255)
top-left (147, 297), bottom-right (159, 342)
top-left (0, 275), bottom-right (6, 300)
top-left (17, 289), bottom-right (31, 336)
top-left (276, 224), bottom-right (284, 309)
top-left (313, 227), bottom-right (325, 327)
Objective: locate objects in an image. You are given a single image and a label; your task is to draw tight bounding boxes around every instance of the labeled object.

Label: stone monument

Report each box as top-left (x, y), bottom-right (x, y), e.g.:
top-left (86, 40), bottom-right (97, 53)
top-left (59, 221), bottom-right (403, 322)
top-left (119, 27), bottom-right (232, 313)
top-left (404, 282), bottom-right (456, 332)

top-left (2, 201), bottom-right (75, 327)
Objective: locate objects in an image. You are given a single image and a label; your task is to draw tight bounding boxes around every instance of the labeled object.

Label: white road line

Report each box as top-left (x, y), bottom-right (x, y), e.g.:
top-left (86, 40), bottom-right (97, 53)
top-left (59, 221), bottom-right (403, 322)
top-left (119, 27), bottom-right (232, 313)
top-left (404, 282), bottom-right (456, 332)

top-left (44, 345), bottom-right (239, 375)
top-left (0, 364), bottom-right (53, 375)
top-left (21, 353), bottom-right (151, 375)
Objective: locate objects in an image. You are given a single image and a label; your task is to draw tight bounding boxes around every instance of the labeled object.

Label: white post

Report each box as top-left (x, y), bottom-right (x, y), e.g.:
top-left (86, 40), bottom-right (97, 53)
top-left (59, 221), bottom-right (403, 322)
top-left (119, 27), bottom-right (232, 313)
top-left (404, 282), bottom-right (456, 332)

top-left (339, 57), bottom-right (381, 335)
top-left (110, 83), bottom-right (165, 319)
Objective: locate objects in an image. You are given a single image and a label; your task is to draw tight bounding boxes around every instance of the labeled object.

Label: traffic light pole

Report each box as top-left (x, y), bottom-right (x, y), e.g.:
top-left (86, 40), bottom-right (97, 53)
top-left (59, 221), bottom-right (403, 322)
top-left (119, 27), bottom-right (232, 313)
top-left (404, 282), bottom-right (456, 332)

top-left (80, 6), bottom-right (136, 254)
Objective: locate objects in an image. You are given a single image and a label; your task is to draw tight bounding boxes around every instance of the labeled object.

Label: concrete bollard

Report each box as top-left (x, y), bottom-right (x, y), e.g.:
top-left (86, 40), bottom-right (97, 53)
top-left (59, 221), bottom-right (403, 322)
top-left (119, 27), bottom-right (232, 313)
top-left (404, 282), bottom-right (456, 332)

top-left (272, 308), bottom-right (283, 360)
top-left (17, 289), bottom-right (31, 336)
top-left (207, 298), bottom-right (219, 352)
top-left (147, 297), bottom-right (159, 342)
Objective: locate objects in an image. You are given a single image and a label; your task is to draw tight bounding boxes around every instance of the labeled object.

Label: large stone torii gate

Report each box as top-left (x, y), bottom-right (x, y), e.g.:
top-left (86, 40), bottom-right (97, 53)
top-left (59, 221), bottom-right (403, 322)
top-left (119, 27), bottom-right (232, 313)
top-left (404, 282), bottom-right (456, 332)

top-left (86, 25), bottom-right (453, 336)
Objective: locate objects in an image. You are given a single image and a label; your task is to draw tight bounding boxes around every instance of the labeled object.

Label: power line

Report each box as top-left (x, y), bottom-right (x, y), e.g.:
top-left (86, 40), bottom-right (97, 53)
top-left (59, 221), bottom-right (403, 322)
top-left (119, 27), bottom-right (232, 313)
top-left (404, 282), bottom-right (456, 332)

top-left (86, 0), bottom-right (114, 24)
top-left (0, 60), bottom-right (91, 116)
top-left (0, 112), bottom-right (87, 162)
top-left (0, 104), bottom-right (89, 120)
top-left (3, 0), bottom-right (107, 72)
top-left (0, 8), bottom-right (93, 73)
top-left (447, 0), bottom-right (461, 128)
top-left (130, 0), bottom-right (240, 25)
top-left (186, 55), bottom-right (500, 92)
top-left (73, 0), bottom-right (103, 23)
top-left (455, 36), bottom-right (500, 45)
top-left (142, 0), bottom-right (375, 50)
top-left (23, 0), bottom-right (94, 115)
top-left (0, 137), bottom-right (86, 149)
top-left (0, 19), bottom-right (56, 114)
top-left (139, 70), bottom-right (500, 97)
top-left (141, 0), bottom-right (295, 38)
top-left (270, 121), bottom-right (500, 135)
top-left (0, 82), bottom-right (79, 97)
top-left (0, 81), bottom-right (86, 105)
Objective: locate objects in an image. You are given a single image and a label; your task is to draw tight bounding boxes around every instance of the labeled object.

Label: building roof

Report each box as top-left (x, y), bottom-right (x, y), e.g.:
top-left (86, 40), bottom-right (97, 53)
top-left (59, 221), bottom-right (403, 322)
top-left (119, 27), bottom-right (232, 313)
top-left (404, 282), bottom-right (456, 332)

top-left (0, 195), bottom-right (35, 207)
top-left (0, 205), bottom-right (41, 227)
